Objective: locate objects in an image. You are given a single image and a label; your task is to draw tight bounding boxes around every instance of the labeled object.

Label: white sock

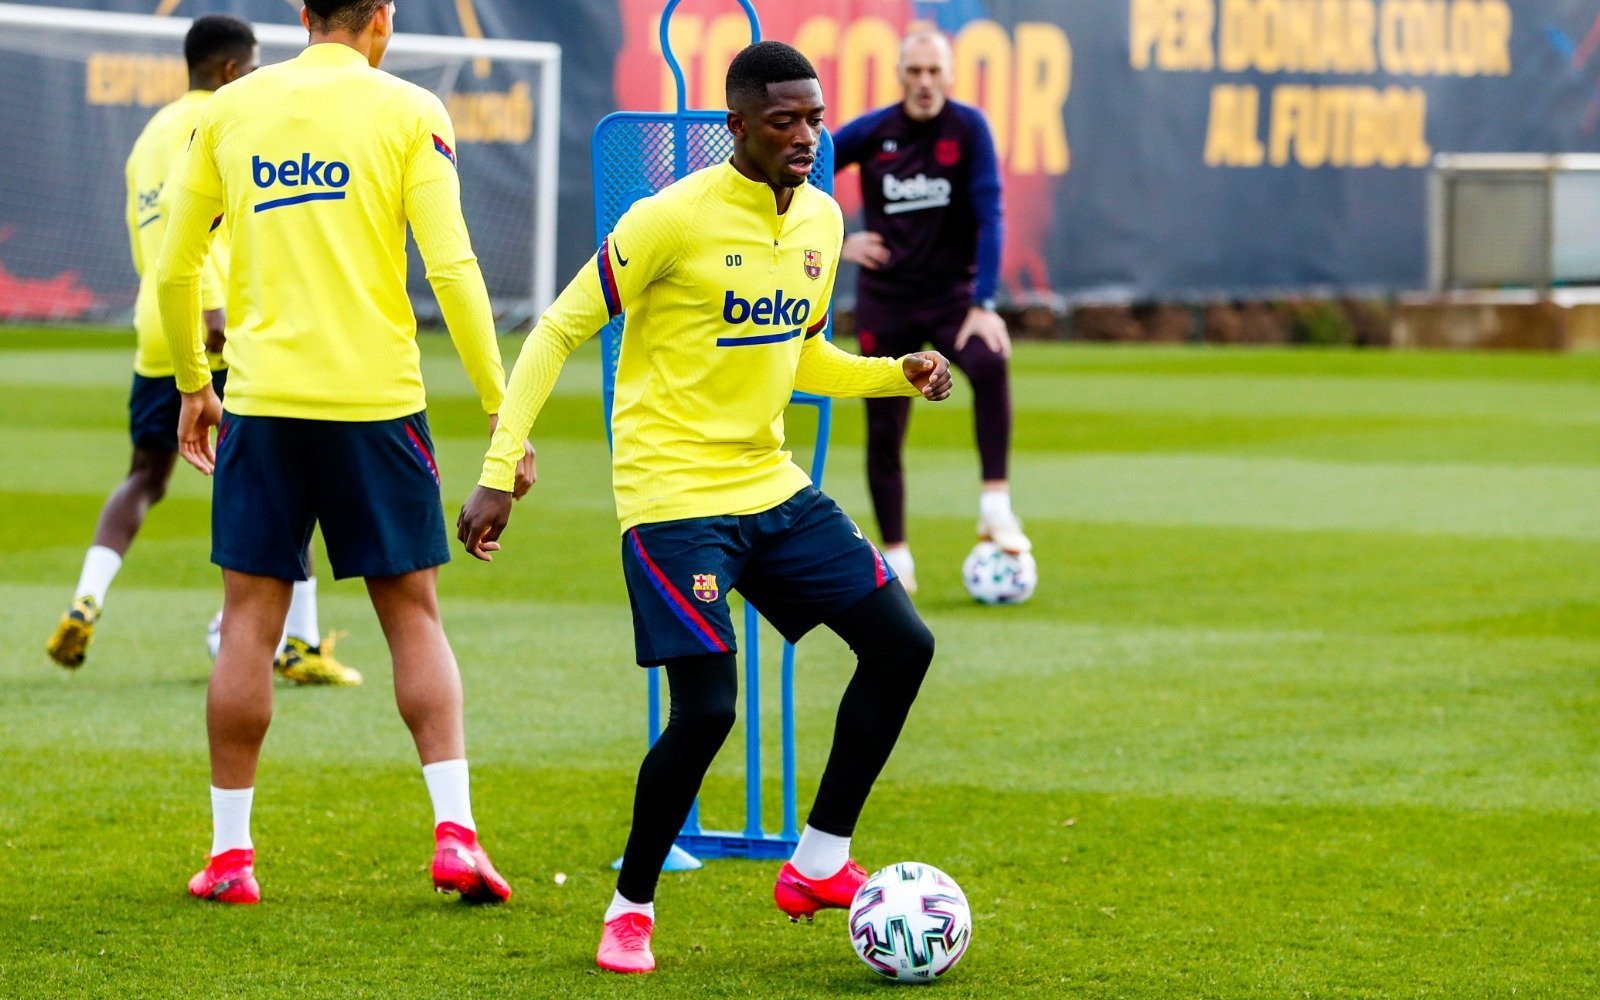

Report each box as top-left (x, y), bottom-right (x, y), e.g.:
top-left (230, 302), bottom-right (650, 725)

top-left (882, 545), bottom-right (915, 580)
top-left (789, 824), bottom-right (851, 879)
top-left (74, 545), bottom-right (122, 608)
top-left (422, 758), bottom-right (475, 831)
top-left (979, 488), bottom-right (1014, 524)
top-left (282, 577), bottom-right (319, 647)
top-left (209, 785), bottom-right (254, 856)
top-left (605, 889), bottom-right (655, 923)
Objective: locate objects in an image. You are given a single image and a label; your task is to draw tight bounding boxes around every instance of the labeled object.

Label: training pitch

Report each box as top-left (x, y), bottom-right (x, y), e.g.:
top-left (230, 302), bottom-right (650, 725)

top-left (0, 327), bottom-right (1595, 997)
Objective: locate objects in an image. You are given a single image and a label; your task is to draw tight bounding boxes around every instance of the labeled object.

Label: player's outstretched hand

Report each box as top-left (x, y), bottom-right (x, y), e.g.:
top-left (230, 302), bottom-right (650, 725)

top-left (458, 485), bottom-right (515, 562)
top-left (902, 351), bottom-right (953, 401)
top-left (842, 231), bottom-right (891, 270)
top-left (514, 442), bottom-right (538, 500)
top-left (177, 384), bottom-right (223, 476)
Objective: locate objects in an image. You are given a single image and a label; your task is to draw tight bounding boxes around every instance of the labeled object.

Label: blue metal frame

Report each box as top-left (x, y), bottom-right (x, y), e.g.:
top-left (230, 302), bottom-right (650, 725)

top-left (594, 0), bottom-right (836, 868)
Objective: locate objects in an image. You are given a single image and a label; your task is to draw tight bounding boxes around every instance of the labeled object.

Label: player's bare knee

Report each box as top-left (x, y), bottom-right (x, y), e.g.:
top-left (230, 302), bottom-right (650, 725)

top-left (136, 470), bottom-right (170, 505)
top-left (128, 450), bottom-right (175, 503)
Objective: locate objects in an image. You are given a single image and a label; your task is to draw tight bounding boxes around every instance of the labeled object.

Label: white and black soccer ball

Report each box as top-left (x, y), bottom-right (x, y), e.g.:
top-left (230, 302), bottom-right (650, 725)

top-left (962, 542), bottom-right (1037, 604)
top-left (848, 862), bottom-right (972, 984)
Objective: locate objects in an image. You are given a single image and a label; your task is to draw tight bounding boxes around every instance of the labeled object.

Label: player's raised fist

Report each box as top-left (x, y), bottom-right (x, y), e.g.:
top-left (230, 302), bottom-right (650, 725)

top-left (902, 351), bottom-right (952, 401)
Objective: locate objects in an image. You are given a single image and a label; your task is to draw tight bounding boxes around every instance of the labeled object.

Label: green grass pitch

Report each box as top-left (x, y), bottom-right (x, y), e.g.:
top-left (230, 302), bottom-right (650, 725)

top-left (1, 326), bottom-right (1596, 997)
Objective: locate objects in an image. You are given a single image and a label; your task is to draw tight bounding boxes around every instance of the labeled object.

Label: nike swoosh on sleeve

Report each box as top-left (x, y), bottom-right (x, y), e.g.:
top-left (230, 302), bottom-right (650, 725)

top-left (615, 241), bottom-right (629, 266)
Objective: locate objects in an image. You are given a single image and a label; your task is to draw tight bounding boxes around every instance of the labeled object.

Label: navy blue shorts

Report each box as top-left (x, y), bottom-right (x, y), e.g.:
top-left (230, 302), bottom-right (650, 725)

top-left (128, 369), bottom-right (228, 452)
top-left (620, 485), bottom-right (896, 665)
top-left (211, 411), bottom-right (449, 582)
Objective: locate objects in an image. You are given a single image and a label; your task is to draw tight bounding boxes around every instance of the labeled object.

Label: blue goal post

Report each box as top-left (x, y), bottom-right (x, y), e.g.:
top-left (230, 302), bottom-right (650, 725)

top-left (592, 0), bottom-right (837, 869)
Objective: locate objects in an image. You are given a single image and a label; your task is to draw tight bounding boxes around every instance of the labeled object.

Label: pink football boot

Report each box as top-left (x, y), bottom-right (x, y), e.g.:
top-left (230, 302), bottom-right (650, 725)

top-left (187, 848), bottom-right (260, 905)
top-left (596, 912), bottom-right (656, 973)
top-left (773, 858), bottom-right (869, 922)
top-left (431, 822), bottom-right (512, 903)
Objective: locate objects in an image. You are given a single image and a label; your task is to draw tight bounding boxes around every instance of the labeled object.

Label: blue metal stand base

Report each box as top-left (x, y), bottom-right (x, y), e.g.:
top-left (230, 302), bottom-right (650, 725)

top-left (674, 831), bottom-right (798, 861)
top-left (612, 843), bottom-right (705, 872)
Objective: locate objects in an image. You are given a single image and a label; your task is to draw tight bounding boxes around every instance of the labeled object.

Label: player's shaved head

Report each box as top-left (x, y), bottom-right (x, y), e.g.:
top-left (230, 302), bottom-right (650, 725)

top-left (184, 14), bottom-right (257, 90)
top-left (303, 0), bottom-right (389, 35)
top-left (725, 41), bottom-right (819, 113)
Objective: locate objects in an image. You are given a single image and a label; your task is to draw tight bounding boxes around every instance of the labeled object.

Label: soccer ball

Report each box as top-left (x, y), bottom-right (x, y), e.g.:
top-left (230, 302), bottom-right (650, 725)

top-left (848, 862), bottom-right (972, 983)
top-left (962, 541), bottom-right (1037, 604)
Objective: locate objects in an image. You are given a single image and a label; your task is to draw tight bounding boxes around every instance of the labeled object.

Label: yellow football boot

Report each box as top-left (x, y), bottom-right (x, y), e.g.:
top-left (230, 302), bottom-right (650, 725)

top-left (46, 596), bottom-right (100, 669)
top-left (274, 632), bottom-right (362, 687)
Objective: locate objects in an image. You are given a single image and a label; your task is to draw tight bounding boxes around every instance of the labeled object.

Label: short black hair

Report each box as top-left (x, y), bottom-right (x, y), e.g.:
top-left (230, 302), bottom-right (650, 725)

top-left (304, 0), bottom-right (388, 35)
top-left (183, 14), bottom-right (255, 73)
top-left (725, 41), bottom-right (818, 109)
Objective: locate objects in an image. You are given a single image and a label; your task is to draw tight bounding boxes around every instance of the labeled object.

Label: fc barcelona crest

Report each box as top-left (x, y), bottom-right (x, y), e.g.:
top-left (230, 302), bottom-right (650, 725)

top-left (692, 573), bottom-right (719, 602)
top-left (804, 249), bottom-right (822, 280)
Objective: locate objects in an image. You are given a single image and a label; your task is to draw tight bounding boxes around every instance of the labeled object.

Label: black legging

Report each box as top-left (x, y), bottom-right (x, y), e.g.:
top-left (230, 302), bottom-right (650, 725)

top-left (615, 581), bottom-right (934, 903)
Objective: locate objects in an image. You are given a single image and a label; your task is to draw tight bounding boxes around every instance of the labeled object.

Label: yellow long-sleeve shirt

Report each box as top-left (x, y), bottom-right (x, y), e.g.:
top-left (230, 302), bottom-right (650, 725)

top-left (155, 43), bottom-right (503, 420)
top-left (482, 161), bottom-right (918, 531)
top-left (125, 89), bottom-right (226, 376)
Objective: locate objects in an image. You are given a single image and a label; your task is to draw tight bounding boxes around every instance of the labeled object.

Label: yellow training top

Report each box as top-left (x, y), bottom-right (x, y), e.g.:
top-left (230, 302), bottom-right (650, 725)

top-left (156, 42), bottom-right (504, 420)
top-left (483, 161), bottom-right (918, 531)
top-left (125, 89), bottom-right (226, 377)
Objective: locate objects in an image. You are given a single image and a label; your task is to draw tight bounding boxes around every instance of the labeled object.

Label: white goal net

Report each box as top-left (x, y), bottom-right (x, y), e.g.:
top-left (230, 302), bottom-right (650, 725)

top-left (0, 2), bottom-right (560, 327)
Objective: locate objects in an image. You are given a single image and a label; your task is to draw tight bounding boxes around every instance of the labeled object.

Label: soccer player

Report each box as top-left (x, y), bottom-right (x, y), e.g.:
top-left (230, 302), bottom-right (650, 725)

top-left (833, 28), bottom-right (1028, 593)
top-left (457, 41), bottom-right (953, 974)
top-left (45, 15), bottom-right (356, 686)
top-left (154, 0), bottom-right (532, 905)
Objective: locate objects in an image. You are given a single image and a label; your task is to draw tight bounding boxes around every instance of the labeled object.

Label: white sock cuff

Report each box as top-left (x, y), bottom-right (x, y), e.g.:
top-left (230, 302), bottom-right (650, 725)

top-left (209, 785), bottom-right (254, 855)
top-left (606, 890), bottom-right (655, 922)
top-left (75, 545), bottom-right (123, 607)
top-left (790, 824), bottom-right (852, 880)
top-left (283, 577), bottom-right (320, 646)
top-left (421, 758), bottom-right (469, 779)
top-left (883, 546), bottom-right (915, 572)
top-left (422, 759), bottom-right (475, 832)
top-left (979, 489), bottom-right (1013, 520)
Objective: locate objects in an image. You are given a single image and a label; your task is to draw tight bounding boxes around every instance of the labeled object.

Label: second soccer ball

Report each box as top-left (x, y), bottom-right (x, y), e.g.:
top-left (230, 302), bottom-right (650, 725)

top-left (962, 542), bottom-right (1037, 604)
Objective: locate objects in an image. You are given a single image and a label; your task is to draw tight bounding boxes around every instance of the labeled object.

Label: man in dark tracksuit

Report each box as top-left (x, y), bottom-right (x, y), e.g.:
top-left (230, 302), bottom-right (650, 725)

top-left (833, 29), bottom-right (1028, 595)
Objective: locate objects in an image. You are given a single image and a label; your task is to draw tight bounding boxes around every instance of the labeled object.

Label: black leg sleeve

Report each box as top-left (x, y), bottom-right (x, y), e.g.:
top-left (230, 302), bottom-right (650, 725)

top-left (806, 581), bottom-right (935, 837)
top-left (614, 652), bottom-right (738, 903)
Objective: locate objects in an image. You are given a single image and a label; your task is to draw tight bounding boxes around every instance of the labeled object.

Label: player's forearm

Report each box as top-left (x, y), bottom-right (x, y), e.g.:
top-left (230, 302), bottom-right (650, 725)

top-left (407, 176), bottom-right (508, 413)
top-left (429, 258), bottom-right (506, 414)
top-left (155, 188), bottom-right (222, 392)
top-left (968, 115), bottom-right (1005, 303)
top-left (477, 265), bottom-right (609, 489)
top-left (974, 215), bottom-right (1003, 303)
top-left (478, 324), bottom-right (574, 490)
top-left (795, 337), bottom-right (918, 398)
